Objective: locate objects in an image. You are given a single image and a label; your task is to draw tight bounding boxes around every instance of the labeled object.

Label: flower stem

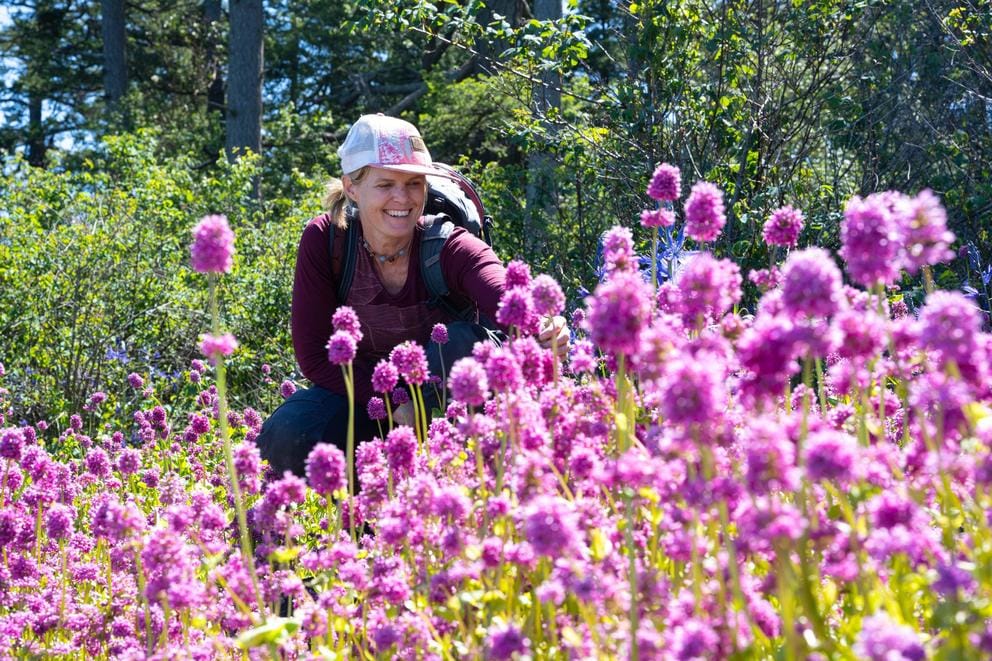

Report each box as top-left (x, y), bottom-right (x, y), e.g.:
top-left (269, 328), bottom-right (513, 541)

top-left (342, 363), bottom-right (356, 541)
top-left (651, 226), bottom-right (658, 291)
top-left (208, 276), bottom-right (266, 619)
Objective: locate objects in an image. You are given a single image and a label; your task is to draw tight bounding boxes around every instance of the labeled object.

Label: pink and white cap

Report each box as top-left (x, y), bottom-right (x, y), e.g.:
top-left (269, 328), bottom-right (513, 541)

top-left (338, 113), bottom-right (451, 178)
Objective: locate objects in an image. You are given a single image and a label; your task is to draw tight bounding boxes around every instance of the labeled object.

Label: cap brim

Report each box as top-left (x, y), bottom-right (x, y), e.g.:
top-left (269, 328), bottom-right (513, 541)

top-left (374, 163), bottom-right (460, 181)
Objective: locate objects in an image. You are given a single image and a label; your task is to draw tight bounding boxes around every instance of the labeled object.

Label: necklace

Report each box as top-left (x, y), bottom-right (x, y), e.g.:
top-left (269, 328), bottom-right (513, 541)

top-left (362, 237), bottom-right (409, 264)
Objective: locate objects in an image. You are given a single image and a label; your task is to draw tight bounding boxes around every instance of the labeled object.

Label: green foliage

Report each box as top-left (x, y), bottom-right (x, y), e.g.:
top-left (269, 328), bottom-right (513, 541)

top-left (0, 131), bottom-right (315, 422)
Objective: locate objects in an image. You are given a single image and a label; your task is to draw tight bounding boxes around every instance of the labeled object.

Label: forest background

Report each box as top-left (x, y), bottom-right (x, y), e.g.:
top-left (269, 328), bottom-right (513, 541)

top-left (1, 0), bottom-right (990, 425)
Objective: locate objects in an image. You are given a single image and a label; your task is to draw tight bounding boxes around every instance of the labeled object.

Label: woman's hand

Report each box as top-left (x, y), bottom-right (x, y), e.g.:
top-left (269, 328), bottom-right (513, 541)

top-left (393, 401), bottom-right (416, 427)
top-left (537, 315), bottom-right (569, 357)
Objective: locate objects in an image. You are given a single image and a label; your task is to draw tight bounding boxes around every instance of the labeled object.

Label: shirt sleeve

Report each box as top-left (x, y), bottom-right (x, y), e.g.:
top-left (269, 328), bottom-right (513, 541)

top-left (291, 217), bottom-right (344, 393)
top-left (439, 227), bottom-right (507, 326)
top-left (291, 217), bottom-right (376, 404)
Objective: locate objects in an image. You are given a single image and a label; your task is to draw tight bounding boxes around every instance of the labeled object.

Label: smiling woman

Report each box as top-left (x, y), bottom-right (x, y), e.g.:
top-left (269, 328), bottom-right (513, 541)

top-left (257, 114), bottom-right (509, 479)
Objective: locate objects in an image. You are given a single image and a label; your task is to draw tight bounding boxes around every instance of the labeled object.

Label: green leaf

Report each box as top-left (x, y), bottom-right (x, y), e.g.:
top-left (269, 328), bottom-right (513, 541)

top-left (236, 617), bottom-right (301, 649)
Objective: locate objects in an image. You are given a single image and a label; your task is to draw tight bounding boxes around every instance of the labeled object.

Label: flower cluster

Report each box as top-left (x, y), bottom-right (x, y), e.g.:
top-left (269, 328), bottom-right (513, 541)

top-left (0, 182), bottom-right (981, 659)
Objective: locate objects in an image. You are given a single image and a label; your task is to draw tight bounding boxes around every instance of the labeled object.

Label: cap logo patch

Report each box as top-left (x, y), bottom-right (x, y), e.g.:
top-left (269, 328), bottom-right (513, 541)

top-left (409, 136), bottom-right (427, 153)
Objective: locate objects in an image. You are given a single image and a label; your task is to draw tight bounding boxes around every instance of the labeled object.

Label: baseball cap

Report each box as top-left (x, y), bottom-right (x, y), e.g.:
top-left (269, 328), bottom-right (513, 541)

top-left (338, 113), bottom-right (454, 179)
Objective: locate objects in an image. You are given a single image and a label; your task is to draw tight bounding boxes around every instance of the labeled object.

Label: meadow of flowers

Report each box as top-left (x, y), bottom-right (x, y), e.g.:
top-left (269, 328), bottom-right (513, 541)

top-left (1, 164), bottom-right (989, 660)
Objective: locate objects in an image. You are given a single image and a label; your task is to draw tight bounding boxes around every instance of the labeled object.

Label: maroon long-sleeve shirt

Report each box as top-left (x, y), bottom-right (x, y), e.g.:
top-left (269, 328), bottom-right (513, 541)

top-left (291, 213), bottom-right (506, 406)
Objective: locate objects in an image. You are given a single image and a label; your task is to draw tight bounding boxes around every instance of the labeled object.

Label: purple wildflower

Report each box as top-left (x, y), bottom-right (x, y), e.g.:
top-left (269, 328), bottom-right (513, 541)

top-left (647, 162), bottom-right (681, 202)
top-left (602, 226), bottom-right (637, 273)
top-left (898, 189), bottom-right (954, 273)
top-left (749, 267), bottom-right (781, 291)
top-left (116, 448), bottom-right (141, 475)
top-left (331, 306), bottom-right (362, 338)
top-left (655, 356), bottom-right (725, 428)
top-left (233, 442), bottom-right (263, 494)
top-left (45, 504), bottom-right (75, 540)
top-left (385, 426), bottom-right (417, 476)
top-left (485, 350), bottom-right (524, 393)
top-left (390, 341), bottom-right (429, 386)
top-left (640, 207), bottom-right (676, 228)
top-left (496, 287), bottom-right (539, 334)
top-left (487, 623), bottom-right (530, 660)
top-left (326, 330), bottom-right (357, 365)
top-left (804, 429), bottom-right (858, 483)
top-left (840, 194), bottom-right (902, 286)
top-left (391, 387), bottom-right (411, 406)
top-left (84, 447), bottom-right (111, 479)
top-left (737, 313), bottom-right (800, 406)
top-left (190, 214), bottom-right (235, 274)
top-left (367, 397), bottom-right (387, 420)
top-left (668, 618), bottom-right (720, 661)
top-left (677, 252), bottom-right (742, 327)
top-left (762, 205), bottom-right (805, 248)
top-left (127, 372), bottom-right (144, 389)
top-left (853, 612), bottom-right (925, 661)
top-left (917, 290), bottom-right (982, 371)
top-left (199, 333), bottom-right (238, 365)
top-left (372, 360), bottom-right (399, 394)
top-left (585, 269), bottom-right (653, 356)
top-left (569, 339), bottom-right (597, 374)
top-left (684, 181), bottom-right (726, 242)
top-left (0, 428), bottom-right (24, 461)
top-left (780, 248), bottom-right (843, 320)
top-left (834, 308), bottom-right (885, 362)
top-left (520, 495), bottom-right (582, 558)
top-left (431, 323), bottom-right (449, 345)
top-left (505, 260), bottom-right (532, 289)
top-left (280, 380), bottom-right (297, 398)
top-left (744, 417), bottom-right (799, 495)
top-left (448, 358), bottom-right (489, 407)
top-left (530, 274), bottom-right (565, 317)
top-left (305, 443), bottom-right (347, 496)
top-left (933, 561), bottom-right (975, 598)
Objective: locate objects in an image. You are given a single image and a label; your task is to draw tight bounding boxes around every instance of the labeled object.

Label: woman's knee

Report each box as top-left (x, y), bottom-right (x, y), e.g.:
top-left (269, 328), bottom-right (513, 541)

top-left (256, 387), bottom-right (349, 478)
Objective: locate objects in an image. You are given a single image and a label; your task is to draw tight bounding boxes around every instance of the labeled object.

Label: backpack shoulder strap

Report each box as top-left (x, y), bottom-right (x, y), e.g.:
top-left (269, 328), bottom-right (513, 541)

top-left (419, 214), bottom-right (476, 322)
top-left (420, 215), bottom-right (454, 301)
top-left (329, 207), bottom-right (360, 303)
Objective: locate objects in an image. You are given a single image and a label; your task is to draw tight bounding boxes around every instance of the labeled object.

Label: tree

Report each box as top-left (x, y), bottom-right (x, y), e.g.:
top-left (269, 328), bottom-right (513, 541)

top-left (0, 1), bottom-right (101, 164)
top-left (101, 0), bottom-right (127, 111)
top-left (203, 0), bottom-right (225, 118)
top-left (226, 0), bottom-right (263, 164)
top-left (524, 0), bottom-right (563, 255)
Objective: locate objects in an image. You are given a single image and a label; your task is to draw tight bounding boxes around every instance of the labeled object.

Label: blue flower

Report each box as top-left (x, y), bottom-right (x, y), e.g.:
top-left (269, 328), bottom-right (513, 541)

top-left (639, 225), bottom-right (698, 283)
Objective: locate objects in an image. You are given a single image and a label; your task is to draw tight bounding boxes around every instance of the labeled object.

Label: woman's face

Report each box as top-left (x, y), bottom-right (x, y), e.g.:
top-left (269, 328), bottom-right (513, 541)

top-left (343, 167), bottom-right (427, 244)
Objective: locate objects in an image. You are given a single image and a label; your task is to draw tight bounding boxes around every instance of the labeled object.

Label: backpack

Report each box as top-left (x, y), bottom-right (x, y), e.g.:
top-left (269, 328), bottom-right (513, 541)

top-left (330, 163), bottom-right (495, 322)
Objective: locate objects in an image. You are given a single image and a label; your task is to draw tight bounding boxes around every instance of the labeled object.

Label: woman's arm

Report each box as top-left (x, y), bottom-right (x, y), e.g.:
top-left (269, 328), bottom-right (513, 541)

top-left (438, 227), bottom-right (506, 325)
top-left (291, 217), bottom-right (348, 394)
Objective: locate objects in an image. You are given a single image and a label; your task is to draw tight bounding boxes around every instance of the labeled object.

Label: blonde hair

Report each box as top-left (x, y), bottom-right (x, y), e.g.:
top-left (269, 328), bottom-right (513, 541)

top-left (322, 166), bottom-right (370, 230)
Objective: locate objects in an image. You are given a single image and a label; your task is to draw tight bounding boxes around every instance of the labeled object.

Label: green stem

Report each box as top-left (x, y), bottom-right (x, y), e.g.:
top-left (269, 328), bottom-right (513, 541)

top-left (651, 226), bottom-right (658, 291)
top-left (209, 276), bottom-right (266, 619)
top-left (341, 363), bottom-right (356, 541)
top-left (437, 344), bottom-right (447, 412)
top-left (134, 549), bottom-right (153, 656)
top-left (624, 494), bottom-right (640, 660)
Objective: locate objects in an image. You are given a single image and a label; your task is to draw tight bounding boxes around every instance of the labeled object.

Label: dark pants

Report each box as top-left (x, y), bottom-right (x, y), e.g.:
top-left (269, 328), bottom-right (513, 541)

top-left (257, 321), bottom-right (500, 479)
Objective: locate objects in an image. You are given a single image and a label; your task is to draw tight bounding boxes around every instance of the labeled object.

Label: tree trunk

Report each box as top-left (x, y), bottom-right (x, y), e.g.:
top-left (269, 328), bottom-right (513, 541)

top-left (101, 0), bottom-right (127, 108)
top-left (474, 0), bottom-right (521, 75)
top-left (203, 0), bottom-right (225, 117)
top-left (27, 93), bottom-right (46, 168)
top-left (523, 0), bottom-right (561, 257)
top-left (226, 0), bottom-right (263, 163)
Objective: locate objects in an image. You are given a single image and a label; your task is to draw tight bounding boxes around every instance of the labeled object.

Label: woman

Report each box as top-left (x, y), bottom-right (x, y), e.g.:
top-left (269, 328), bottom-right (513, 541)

top-left (258, 114), bottom-right (565, 479)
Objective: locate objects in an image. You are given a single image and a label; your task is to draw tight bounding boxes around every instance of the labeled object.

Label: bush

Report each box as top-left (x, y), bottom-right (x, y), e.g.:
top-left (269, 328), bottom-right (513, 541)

top-left (0, 130), bottom-right (318, 424)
